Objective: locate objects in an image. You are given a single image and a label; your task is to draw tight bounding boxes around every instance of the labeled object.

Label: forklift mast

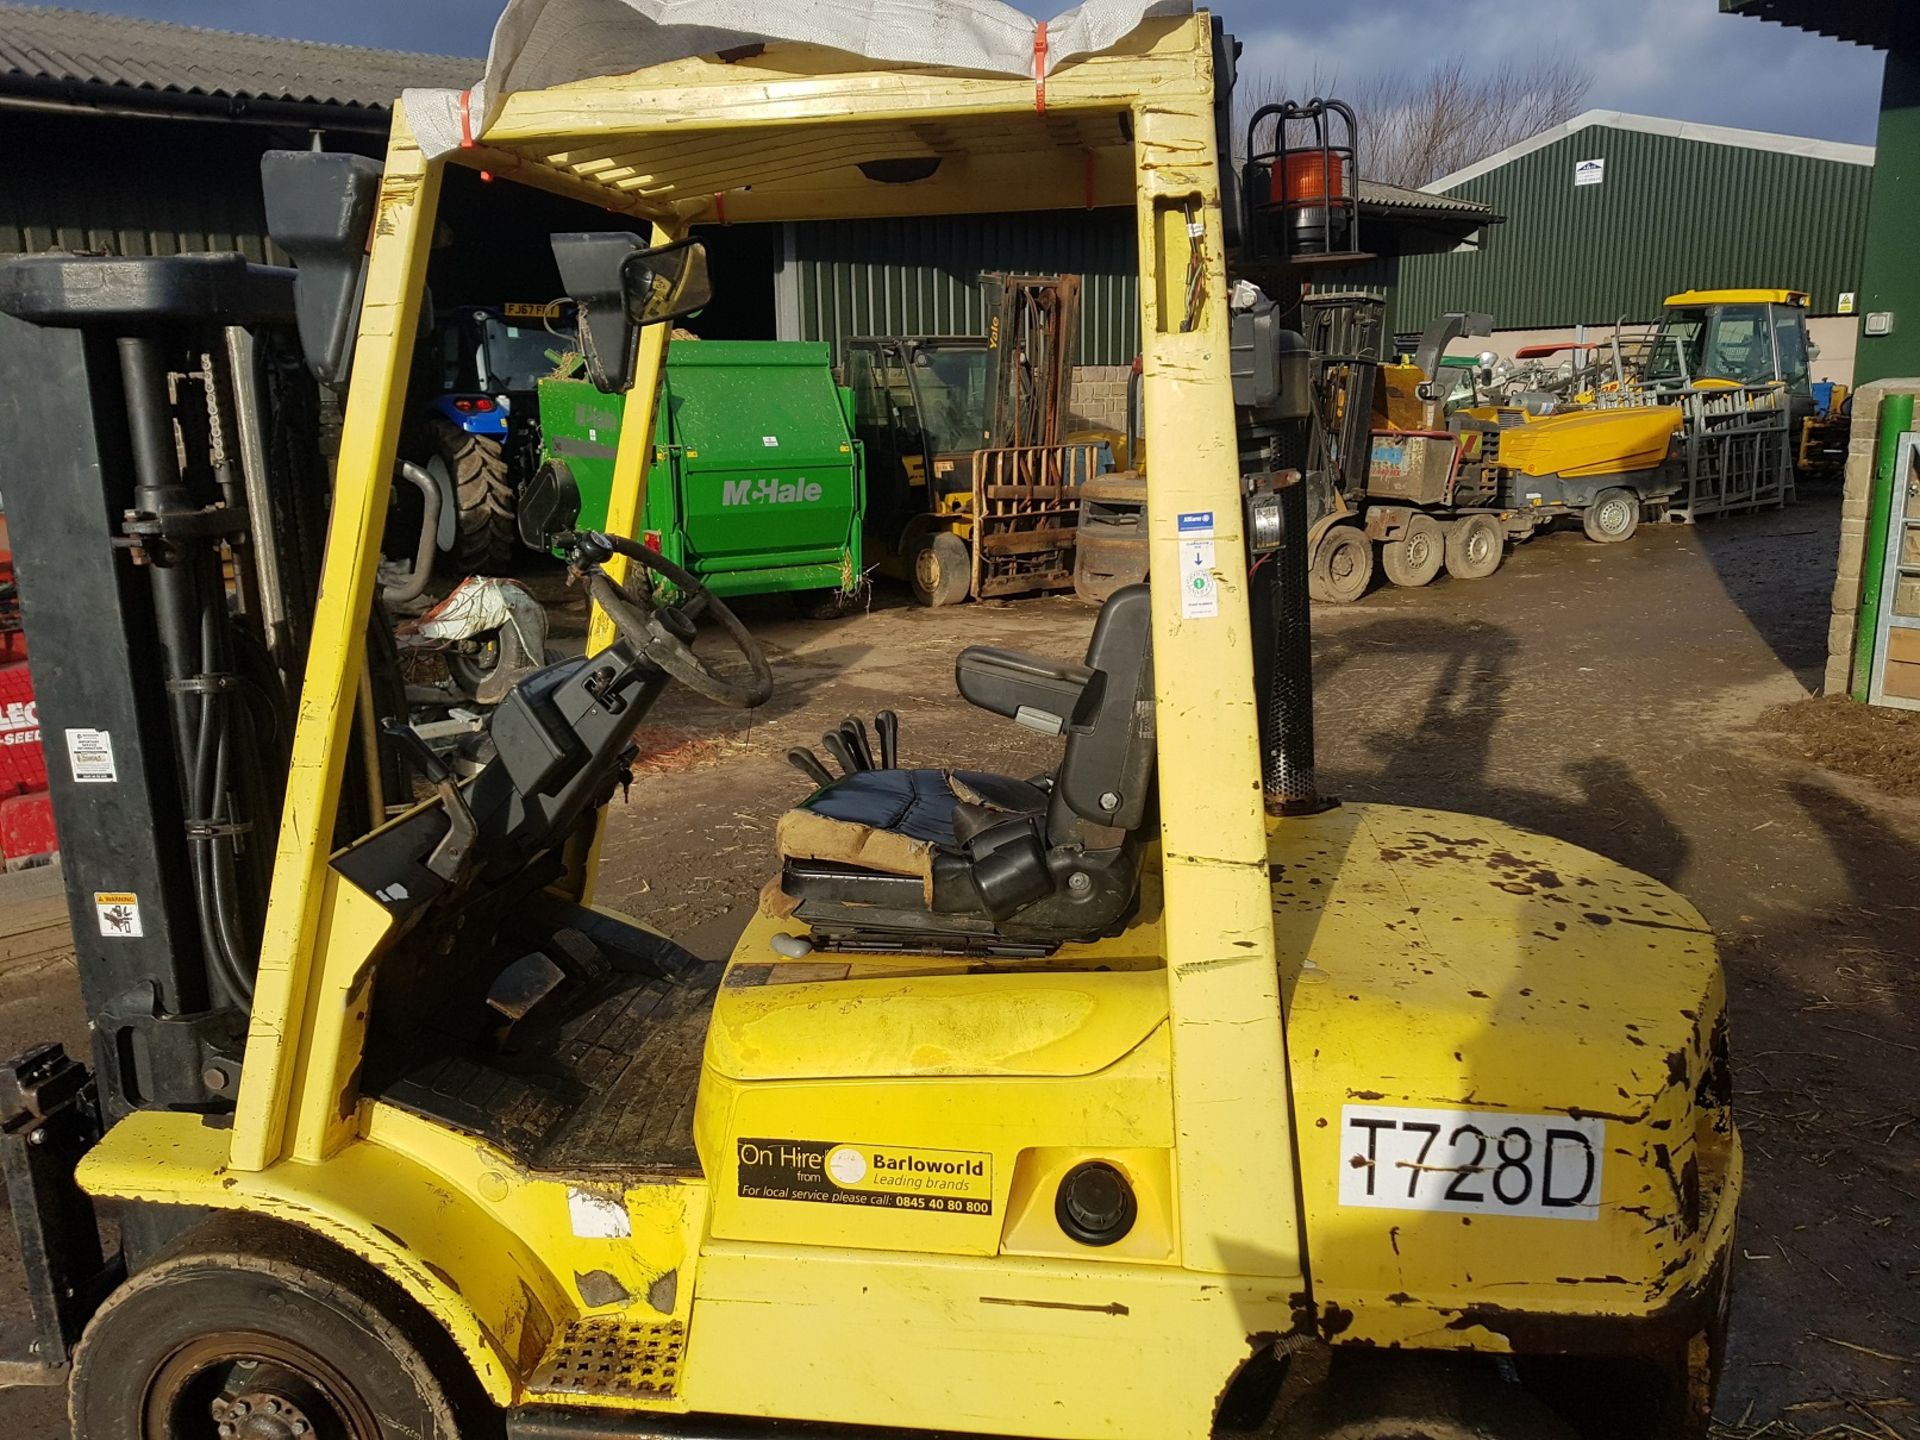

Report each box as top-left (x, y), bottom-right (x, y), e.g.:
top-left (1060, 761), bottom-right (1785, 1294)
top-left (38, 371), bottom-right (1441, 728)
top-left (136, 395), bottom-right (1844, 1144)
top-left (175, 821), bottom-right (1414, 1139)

top-left (0, 248), bottom-right (396, 1380)
top-left (981, 272), bottom-right (1082, 450)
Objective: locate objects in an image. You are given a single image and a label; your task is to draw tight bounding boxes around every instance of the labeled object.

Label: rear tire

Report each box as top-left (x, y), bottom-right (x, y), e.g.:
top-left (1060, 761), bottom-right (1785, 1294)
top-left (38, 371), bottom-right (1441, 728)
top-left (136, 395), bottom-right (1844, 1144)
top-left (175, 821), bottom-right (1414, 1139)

top-left (1381, 514), bottom-right (1444, 588)
top-left (1582, 487), bottom-right (1641, 544)
top-left (1444, 514), bottom-right (1504, 580)
top-left (423, 415), bottom-right (516, 575)
top-left (69, 1218), bottom-right (498, 1440)
top-left (1311, 526), bottom-right (1374, 605)
top-left (911, 531), bottom-right (972, 607)
top-left (1276, 1356), bottom-right (1578, 1440)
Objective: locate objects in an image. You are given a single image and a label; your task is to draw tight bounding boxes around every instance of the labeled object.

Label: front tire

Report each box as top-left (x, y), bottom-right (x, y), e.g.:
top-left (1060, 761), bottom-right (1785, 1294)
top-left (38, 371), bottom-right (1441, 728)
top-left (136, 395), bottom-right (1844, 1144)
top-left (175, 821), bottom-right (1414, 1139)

top-left (911, 531), bottom-right (972, 607)
top-left (423, 415), bottom-right (516, 575)
top-left (1311, 526), bottom-right (1375, 605)
top-left (1582, 487), bottom-right (1641, 544)
top-left (69, 1220), bottom-right (497, 1440)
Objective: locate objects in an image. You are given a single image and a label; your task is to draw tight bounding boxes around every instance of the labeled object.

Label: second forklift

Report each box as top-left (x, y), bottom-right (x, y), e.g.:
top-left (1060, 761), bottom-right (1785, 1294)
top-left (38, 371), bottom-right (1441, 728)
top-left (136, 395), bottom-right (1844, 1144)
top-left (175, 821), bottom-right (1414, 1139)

top-left (851, 272), bottom-right (1099, 605)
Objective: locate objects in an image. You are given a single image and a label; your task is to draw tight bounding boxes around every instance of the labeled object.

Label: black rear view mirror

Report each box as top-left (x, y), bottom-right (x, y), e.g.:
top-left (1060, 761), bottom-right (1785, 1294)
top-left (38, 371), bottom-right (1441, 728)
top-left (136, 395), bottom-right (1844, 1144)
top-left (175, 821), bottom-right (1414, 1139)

top-left (261, 150), bottom-right (384, 390)
top-left (621, 238), bottom-right (712, 328)
top-left (551, 231), bottom-right (643, 393)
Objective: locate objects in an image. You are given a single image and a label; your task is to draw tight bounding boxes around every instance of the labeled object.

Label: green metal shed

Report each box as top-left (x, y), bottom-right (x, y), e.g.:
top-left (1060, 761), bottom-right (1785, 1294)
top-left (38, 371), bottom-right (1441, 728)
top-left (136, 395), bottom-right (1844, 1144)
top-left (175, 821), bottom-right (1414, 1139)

top-left (1396, 110), bottom-right (1874, 331)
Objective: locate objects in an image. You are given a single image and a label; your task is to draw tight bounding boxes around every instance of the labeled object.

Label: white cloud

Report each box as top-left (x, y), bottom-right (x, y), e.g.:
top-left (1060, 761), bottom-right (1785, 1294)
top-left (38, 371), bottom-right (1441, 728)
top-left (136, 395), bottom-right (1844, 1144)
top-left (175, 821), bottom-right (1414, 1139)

top-left (1220, 0), bottom-right (1882, 146)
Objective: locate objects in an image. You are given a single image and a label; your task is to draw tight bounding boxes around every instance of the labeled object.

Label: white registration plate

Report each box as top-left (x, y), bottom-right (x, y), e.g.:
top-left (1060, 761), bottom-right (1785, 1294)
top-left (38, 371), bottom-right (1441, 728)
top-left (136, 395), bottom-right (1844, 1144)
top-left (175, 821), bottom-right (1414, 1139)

top-left (1338, 1105), bottom-right (1606, 1221)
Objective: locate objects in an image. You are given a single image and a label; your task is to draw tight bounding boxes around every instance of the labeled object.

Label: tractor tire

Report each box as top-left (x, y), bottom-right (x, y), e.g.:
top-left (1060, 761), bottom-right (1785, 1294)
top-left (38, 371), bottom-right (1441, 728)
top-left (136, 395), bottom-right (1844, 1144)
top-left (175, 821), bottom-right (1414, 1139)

top-left (911, 532), bottom-right (973, 607)
top-left (1444, 514), bottom-right (1505, 581)
top-left (424, 415), bottom-right (516, 575)
top-left (1582, 487), bottom-right (1641, 544)
top-left (69, 1217), bottom-right (500, 1440)
top-left (1381, 514), bottom-right (1445, 588)
top-left (1311, 526), bottom-right (1374, 605)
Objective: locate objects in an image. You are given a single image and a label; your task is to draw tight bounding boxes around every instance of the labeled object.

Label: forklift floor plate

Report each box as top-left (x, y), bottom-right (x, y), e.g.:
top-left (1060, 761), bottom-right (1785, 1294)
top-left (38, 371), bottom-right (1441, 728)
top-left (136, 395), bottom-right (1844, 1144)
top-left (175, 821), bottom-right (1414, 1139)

top-left (526, 1315), bottom-right (688, 1401)
top-left (381, 960), bottom-right (722, 1174)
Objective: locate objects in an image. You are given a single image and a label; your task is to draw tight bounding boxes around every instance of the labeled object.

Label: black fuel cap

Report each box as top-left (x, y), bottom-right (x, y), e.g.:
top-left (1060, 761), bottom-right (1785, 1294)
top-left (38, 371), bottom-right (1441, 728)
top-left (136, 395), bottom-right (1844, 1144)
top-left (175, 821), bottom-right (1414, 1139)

top-left (1055, 1161), bottom-right (1137, 1246)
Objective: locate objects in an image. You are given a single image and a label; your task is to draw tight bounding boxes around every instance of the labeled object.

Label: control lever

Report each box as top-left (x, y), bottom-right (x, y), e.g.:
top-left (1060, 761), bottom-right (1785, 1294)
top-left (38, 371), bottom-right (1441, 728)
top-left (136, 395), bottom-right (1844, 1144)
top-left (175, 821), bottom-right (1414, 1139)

top-left (786, 747), bottom-right (835, 787)
top-left (840, 717), bottom-right (874, 771)
top-left (876, 710), bottom-right (900, 769)
top-left (820, 729), bottom-right (859, 777)
top-left (381, 719), bottom-right (478, 883)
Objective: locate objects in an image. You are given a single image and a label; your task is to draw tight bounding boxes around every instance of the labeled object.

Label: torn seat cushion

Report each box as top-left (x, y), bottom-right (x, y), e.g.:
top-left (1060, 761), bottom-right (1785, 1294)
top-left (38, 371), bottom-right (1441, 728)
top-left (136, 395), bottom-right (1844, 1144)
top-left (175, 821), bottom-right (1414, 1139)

top-left (774, 768), bottom-right (1048, 902)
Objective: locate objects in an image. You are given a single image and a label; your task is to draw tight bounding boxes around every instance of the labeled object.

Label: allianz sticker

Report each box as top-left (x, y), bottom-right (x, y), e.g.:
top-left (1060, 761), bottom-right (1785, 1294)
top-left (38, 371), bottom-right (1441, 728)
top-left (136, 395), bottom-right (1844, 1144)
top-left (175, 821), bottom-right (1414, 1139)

top-left (1338, 1105), bottom-right (1605, 1222)
top-left (94, 892), bottom-right (142, 938)
top-left (66, 727), bottom-right (117, 783)
top-left (737, 1138), bottom-right (993, 1216)
top-left (1175, 511), bottom-right (1219, 619)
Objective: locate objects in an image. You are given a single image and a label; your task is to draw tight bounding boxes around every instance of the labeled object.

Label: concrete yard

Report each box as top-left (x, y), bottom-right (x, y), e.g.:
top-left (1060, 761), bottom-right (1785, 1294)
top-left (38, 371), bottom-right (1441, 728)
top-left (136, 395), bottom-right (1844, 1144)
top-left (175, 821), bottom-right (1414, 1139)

top-left (2, 495), bottom-right (1915, 1436)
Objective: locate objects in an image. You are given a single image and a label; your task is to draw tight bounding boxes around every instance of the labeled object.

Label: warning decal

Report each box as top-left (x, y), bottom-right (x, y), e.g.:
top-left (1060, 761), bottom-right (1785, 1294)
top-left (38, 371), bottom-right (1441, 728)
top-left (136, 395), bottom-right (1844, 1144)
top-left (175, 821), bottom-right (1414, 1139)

top-left (737, 1138), bottom-right (993, 1215)
top-left (66, 728), bottom-right (117, 783)
top-left (94, 892), bottom-right (142, 938)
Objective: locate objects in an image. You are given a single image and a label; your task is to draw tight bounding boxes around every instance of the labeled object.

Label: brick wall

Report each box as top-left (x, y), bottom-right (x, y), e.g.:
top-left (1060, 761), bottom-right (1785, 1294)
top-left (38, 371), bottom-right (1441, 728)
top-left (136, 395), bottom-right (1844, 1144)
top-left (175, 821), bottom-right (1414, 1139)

top-left (1828, 378), bottom-right (1920, 694)
top-left (1068, 364), bottom-right (1134, 433)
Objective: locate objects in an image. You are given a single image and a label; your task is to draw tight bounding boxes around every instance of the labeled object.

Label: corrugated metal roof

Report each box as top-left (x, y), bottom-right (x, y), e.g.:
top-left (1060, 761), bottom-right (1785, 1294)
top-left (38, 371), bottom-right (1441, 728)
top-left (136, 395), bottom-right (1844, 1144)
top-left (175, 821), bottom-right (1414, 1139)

top-left (1722, 0), bottom-right (1905, 52)
top-left (1397, 116), bottom-right (1873, 328)
top-left (0, 2), bottom-right (473, 112)
top-left (1430, 110), bottom-right (1873, 193)
top-left (1358, 180), bottom-right (1497, 222)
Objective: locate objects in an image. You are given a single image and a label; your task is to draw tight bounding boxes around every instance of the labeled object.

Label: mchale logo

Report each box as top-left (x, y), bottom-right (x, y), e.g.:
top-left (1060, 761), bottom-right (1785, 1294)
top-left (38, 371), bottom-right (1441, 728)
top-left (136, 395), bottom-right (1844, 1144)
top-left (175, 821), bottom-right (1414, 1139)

top-left (722, 477), bottom-right (824, 507)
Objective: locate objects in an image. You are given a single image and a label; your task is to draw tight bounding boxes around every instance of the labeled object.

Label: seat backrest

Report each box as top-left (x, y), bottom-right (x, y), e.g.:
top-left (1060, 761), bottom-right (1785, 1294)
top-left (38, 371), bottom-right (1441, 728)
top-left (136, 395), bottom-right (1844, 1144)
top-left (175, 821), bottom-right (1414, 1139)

top-left (1050, 584), bottom-right (1154, 839)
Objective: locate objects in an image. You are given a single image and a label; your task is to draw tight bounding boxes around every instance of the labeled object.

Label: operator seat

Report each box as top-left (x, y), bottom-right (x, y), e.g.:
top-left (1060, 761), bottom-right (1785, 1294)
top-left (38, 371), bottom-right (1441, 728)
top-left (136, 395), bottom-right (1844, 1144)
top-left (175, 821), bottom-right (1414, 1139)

top-left (773, 585), bottom-right (1155, 953)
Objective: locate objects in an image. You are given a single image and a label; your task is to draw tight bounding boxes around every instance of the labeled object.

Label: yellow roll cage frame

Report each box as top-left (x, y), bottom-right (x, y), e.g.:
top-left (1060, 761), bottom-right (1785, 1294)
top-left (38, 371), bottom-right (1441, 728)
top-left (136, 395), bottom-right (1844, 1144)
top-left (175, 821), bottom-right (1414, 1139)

top-left (231, 11), bottom-right (1297, 1270)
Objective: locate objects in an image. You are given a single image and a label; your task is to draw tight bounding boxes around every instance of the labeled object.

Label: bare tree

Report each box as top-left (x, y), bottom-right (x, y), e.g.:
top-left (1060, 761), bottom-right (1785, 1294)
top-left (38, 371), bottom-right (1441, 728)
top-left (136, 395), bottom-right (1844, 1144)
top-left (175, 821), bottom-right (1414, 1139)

top-left (1235, 50), bottom-right (1593, 191)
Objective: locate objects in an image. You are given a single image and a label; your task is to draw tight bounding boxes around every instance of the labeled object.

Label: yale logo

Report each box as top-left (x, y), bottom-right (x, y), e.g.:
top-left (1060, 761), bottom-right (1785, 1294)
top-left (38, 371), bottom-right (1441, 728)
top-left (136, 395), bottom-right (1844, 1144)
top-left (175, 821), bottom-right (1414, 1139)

top-left (722, 477), bottom-right (824, 507)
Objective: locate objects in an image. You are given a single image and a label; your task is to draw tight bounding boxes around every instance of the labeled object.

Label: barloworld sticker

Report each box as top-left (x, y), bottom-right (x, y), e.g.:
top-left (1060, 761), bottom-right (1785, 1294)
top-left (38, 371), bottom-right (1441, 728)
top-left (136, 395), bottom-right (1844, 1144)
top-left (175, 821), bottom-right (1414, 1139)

top-left (737, 1138), bottom-right (992, 1215)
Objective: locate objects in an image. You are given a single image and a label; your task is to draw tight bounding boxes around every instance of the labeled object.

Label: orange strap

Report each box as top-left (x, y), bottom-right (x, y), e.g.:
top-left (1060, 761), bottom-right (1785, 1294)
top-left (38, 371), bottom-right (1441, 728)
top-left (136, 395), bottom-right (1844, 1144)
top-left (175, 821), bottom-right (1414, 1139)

top-left (458, 88), bottom-right (476, 148)
top-left (713, 191), bottom-right (728, 224)
top-left (1033, 22), bottom-right (1049, 114)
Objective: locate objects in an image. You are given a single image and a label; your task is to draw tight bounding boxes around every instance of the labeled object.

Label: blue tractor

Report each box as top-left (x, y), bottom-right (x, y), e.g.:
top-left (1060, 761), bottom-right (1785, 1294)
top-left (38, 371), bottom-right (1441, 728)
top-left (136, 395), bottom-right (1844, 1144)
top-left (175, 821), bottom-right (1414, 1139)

top-left (407, 303), bottom-right (564, 573)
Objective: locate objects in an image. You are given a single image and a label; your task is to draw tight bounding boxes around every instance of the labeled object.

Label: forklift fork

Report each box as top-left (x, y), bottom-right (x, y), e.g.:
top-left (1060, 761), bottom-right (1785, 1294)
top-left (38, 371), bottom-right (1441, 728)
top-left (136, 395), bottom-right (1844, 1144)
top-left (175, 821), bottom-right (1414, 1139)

top-left (0, 1044), bottom-right (121, 1386)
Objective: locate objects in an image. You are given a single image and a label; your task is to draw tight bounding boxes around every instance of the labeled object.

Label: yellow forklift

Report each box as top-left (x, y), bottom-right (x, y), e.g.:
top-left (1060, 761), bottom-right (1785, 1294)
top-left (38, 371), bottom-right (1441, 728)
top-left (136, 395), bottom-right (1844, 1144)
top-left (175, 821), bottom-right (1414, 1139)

top-left (849, 274), bottom-right (1097, 606)
top-left (0, 7), bottom-right (1737, 1438)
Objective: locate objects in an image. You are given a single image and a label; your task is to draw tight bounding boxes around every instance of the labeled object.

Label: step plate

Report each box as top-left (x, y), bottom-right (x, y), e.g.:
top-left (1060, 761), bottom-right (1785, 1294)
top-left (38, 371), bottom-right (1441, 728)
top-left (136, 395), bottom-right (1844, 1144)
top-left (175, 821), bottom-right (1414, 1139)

top-left (527, 1317), bottom-right (686, 1401)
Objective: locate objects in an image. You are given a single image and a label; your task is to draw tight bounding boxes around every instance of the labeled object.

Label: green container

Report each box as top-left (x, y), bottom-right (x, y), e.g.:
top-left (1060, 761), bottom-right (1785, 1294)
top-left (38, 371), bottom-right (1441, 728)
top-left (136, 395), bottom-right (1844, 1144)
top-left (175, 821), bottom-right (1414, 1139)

top-left (537, 341), bottom-right (863, 600)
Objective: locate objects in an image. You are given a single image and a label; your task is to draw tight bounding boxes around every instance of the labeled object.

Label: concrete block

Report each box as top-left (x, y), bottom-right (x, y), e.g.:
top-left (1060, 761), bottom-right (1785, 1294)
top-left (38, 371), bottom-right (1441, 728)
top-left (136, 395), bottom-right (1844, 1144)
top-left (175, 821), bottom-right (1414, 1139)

top-left (1823, 654), bottom-right (1853, 695)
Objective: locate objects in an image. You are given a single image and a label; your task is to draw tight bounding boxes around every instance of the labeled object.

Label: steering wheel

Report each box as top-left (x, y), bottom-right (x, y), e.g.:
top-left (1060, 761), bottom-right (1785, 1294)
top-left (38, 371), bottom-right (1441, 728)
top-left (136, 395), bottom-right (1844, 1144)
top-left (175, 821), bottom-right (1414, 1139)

top-left (569, 531), bottom-right (773, 709)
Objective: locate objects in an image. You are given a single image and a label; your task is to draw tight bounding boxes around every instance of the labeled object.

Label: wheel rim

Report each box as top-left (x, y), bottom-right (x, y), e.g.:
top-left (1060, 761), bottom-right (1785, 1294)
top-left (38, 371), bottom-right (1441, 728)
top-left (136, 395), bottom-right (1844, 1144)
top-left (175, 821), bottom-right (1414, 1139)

top-left (914, 545), bottom-right (943, 594)
top-left (1464, 524), bottom-right (1494, 567)
top-left (1597, 498), bottom-right (1632, 535)
top-left (1328, 541), bottom-right (1358, 584)
top-left (1404, 530), bottom-right (1434, 571)
top-left (143, 1332), bottom-right (378, 1439)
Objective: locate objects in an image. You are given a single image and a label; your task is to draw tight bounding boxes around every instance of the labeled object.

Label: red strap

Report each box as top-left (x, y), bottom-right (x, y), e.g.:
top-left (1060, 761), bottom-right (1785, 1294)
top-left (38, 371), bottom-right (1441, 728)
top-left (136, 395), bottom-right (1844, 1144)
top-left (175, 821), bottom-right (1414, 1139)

top-left (713, 191), bottom-right (728, 224)
top-left (1033, 21), bottom-right (1049, 114)
top-left (458, 88), bottom-right (476, 149)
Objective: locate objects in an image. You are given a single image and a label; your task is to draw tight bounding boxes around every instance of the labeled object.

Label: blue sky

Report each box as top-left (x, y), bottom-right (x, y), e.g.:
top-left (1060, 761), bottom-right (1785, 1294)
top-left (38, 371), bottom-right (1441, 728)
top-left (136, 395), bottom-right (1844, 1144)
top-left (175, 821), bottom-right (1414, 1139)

top-left (40, 1), bottom-right (1887, 146)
